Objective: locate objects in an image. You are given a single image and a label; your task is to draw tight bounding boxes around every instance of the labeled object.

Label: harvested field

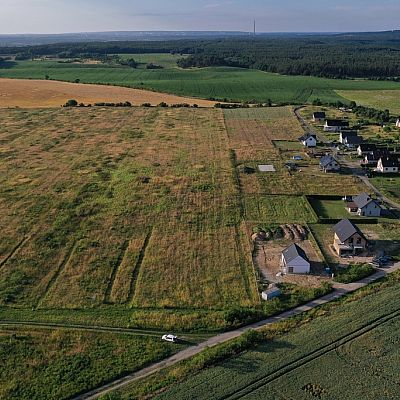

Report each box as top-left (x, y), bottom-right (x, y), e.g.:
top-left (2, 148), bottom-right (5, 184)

top-left (0, 78), bottom-right (217, 108)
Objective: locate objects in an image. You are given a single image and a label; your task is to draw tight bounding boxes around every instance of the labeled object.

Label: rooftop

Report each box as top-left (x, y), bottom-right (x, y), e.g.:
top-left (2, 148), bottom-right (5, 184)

top-left (333, 219), bottom-right (365, 243)
top-left (282, 243), bottom-right (309, 263)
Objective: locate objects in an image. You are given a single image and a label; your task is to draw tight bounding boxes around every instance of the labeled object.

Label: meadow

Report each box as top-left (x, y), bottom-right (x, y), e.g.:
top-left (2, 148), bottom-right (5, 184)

top-left (145, 280), bottom-right (400, 400)
top-left (1, 58), bottom-right (400, 104)
top-left (0, 326), bottom-right (183, 400)
top-left (337, 89), bottom-right (400, 115)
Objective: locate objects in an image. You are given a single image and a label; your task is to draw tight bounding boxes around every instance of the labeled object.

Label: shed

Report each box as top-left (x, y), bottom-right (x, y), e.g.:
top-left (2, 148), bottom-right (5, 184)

top-left (261, 284), bottom-right (281, 301)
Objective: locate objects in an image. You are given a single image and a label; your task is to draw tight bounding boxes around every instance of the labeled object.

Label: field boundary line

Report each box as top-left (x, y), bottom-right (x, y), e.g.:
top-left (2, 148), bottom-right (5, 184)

top-left (127, 228), bottom-right (153, 305)
top-left (222, 309), bottom-right (400, 400)
top-left (104, 240), bottom-right (129, 304)
top-left (36, 241), bottom-right (78, 308)
top-left (0, 236), bottom-right (30, 270)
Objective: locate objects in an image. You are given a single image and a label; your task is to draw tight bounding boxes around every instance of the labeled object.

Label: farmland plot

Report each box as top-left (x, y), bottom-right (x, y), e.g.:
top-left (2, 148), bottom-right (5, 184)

top-left (0, 107), bottom-right (259, 312)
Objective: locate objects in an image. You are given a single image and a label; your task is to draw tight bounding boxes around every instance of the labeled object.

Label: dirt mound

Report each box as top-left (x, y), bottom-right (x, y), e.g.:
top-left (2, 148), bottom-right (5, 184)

top-left (280, 224), bottom-right (308, 241)
top-left (281, 225), bottom-right (294, 240)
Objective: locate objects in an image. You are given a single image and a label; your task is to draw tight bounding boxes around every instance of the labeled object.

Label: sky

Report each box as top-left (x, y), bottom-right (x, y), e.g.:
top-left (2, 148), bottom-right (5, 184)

top-left (1, 0), bottom-right (399, 34)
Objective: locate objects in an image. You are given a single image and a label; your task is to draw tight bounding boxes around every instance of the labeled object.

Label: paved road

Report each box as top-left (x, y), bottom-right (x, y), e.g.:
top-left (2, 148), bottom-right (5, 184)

top-left (72, 263), bottom-right (400, 400)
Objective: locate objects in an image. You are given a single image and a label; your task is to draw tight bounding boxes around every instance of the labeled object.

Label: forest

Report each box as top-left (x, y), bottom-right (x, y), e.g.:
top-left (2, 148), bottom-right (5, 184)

top-left (1, 31), bottom-right (400, 79)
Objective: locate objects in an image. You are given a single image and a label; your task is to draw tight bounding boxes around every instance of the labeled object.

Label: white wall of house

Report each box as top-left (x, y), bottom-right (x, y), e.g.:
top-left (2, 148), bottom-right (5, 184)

top-left (377, 160), bottom-right (399, 173)
top-left (302, 137), bottom-right (317, 147)
top-left (358, 202), bottom-right (381, 217)
top-left (282, 256), bottom-right (310, 274)
top-left (396, 119), bottom-right (400, 128)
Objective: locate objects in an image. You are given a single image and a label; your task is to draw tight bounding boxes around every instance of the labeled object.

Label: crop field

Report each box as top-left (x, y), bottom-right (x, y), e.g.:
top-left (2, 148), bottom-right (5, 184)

top-left (0, 78), bottom-right (217, 108)
top-left (337, 89), bottom-right (400, 114)
top-left (0, 107), bottom-right (260, 321)
top-left (149, 281), bottom-right (400, 400)
top-left (1, 59), bottom-right (400, 103)
top-left (0, 326), bottom-right (183, 400)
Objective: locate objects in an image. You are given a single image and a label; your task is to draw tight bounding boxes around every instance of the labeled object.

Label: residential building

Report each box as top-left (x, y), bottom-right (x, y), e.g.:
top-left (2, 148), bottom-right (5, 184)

top-left (313, 112), bottom-right (326, 122)
top-left (357, 143), bottom-right (377, 157)
top-left (299, 133), bottom-right (317, 148)
top-left (362, 149), bottom-right (391, 166)
top-left (333, 219), bottom-right (368, 257)
top-left (376, 156), bottom-right (400, 174)
top-left (343, 135), bottom-right (363, 149)
top-left (339, 130), bottom-right (357, 144)
top-left (281, 244), bottom-right (311, 274)
top-left (346, 193), bottom-right (382, 217)
top-left (324, 120), bottom-right (350, 132)
top-left (320, 155), bottom-right (340, 173)
top-left (396, 119), bottom-right (400, 128)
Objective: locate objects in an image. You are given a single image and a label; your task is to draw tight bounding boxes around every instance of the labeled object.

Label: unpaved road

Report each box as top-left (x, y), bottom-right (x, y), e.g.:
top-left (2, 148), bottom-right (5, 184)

top-left (71, 263), bottom-right (400, 400)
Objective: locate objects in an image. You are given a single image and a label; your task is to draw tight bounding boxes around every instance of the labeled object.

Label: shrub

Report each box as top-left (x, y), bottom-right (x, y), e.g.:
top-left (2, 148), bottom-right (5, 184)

top-left (334, 263), bottom-right (375, 284)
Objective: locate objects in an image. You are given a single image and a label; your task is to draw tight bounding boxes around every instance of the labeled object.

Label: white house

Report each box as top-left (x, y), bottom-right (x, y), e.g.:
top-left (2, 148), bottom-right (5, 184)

top-left (281, 244), bottom-right (310, 275)
top-left (357, 144), bottom-right (377, 157)
top-left (396, 119), bottom-right (400, 128)
top-left (346, 193), bottom-right (382, 217)
top-left (377, 156), bottom-right (399, 174)
top-left (299, 133), bottom-right (317, 148)
top-left (320, 155), bottom-right (340, 173)
top-left (324, 120), bottom-right (350, 132)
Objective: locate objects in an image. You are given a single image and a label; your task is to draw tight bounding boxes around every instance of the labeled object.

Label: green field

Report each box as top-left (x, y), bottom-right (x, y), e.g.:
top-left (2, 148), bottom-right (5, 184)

top-left (0, 327), bottom-right (183, 400)
top-left (2, 58), bottom-right (400, 103)
top-left (337, 90), bottom-right (400, 114)
top-left (370, 176), bottom-right (400, 203)
top-left (145, 280), bottom-right (400, 400)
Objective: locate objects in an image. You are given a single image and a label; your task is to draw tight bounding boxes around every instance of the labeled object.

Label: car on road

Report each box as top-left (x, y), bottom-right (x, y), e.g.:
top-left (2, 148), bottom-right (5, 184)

top-left (162, 334), bottom-right (178, 343)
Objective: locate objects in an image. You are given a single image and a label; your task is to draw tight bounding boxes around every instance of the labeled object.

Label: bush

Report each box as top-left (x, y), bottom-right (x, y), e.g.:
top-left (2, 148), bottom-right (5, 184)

top-left (334, 263), bottom-right (375, 284)
top-left (64, 99), bottom-right (78, 107)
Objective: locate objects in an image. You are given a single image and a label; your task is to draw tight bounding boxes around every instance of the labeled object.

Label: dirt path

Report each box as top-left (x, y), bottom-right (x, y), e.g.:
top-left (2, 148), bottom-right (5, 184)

top-left (0, 78), bottom-right (217, 108)
top-left (71, 262), bottom-right (400, 400)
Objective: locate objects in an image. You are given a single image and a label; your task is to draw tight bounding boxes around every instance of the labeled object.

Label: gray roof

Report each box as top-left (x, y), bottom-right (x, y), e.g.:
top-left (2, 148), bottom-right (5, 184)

top-left (325, 120), bottom-right (350, 127)
top-left (380, 155), bottom-right (400, 168)
top-left (341, 130), bottom-right (358, 138)
top-left (353, 193), bottom-right (374, 209)
top-left (299, 133), bottom-right (317, 142)
top-left (358, 143), bottom-right (377, 152)
top-left (282, 244), bottom-right (309, 264)
top-left (313, 112), bottom-right (326, 118)
top-left (320, 155), bottom-right (337, 167)
top-left (333, 219), bottom-right (365, 242)
top-left (344, 135), bottom-right (363, 145)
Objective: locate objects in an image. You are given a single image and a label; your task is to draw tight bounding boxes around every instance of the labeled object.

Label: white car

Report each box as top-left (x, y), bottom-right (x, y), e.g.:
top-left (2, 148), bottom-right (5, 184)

top-left (162, 334), bottom-right (178, 343)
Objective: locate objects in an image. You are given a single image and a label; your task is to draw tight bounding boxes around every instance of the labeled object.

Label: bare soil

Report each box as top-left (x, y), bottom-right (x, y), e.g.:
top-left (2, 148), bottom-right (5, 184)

top-left (0, 78), bottom-right (217, 108)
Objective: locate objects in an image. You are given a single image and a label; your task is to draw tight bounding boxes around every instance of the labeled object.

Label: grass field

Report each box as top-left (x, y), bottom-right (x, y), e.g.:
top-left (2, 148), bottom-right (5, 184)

top-left (146, 280), bottom-right (400, 400)
top-left (337, 90), bottom-right (400, 114)
top-left (1, 58), bottom-right (400, 104)
top-left (0, 78), bottom-right (217, 108)
top-left (0, 327), bottom-right (183, 400)
top-left (370, 176), bottom-right (400, 203)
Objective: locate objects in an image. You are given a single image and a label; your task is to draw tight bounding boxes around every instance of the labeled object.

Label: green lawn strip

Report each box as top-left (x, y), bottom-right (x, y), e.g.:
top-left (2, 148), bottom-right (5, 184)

top-left (111, 271), bottom-right (400, 400)
top-left (370, 176), bottom-right (400, 204)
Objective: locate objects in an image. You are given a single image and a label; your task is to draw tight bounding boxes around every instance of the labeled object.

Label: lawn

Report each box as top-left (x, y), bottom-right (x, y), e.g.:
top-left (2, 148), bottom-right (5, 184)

top-left (370, 176), bottom-right (400, 203)
top-left (308, 198), bottom-right (350, 219)
top-left (115, 276), bottom-right (400, 400)
top-left (0, 326), bottom-right (183, 400)
top-left (337, 89), bottom-right (400, 114)
top-left (1, 59), bottom-right (400, 104)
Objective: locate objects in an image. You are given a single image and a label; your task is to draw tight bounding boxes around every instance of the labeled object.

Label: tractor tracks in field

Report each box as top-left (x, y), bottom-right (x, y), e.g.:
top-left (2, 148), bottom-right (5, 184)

top-left (221, 309), bottom-right (400, 400)
top-left (0, 236), bottom-right (30, 270)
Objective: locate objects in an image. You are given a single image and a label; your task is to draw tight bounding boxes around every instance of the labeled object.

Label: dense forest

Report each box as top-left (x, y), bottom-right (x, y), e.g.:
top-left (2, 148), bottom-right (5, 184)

top-left (1, 31), bottom-right (400, 79)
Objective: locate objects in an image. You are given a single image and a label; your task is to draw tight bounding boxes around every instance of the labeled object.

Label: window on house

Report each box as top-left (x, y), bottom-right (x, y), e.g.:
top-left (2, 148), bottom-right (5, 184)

top-left (349, 238), bottom-right (354, 244)
top-left (357, 238), bottom-right (362, 244)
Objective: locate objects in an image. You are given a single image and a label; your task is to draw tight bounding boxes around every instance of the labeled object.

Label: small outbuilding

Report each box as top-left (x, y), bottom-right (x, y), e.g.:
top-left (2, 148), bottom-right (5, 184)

top-left (261, 284), bottom-right (282, 301)
top-left (281, 244), bottom-right (311, 275)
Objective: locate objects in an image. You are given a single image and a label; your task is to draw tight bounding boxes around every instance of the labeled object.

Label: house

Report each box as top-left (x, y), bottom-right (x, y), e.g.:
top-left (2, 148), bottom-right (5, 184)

top-left (376, 156), bottom-right (400, 174)
top-left (346, 193), bottom-right (381, 217)
top-left (357, 143), bottom-right (377, 157)
top-left (299, 133), bottom-right (317, 148)
top-left (342, 135), bottom-right (363, 149)
top-left (313, 112), bottom-right (326, 122)
top-left (333, 219), bottom-right (368, 257)
top-left (396, 119), bottom-right (400, 128)
top-left (261, 284), bottom-right (281, 301)
top-left (320, 155), bottom-right (340, 173)
top-left (281, 244), bottom-right (310, 274)
top-left (324, 120), bottom-right (350, 132)
top-left (339, 130), bottom-right (357, 144)
top-left (362, 149), bottom-right (390, 166)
